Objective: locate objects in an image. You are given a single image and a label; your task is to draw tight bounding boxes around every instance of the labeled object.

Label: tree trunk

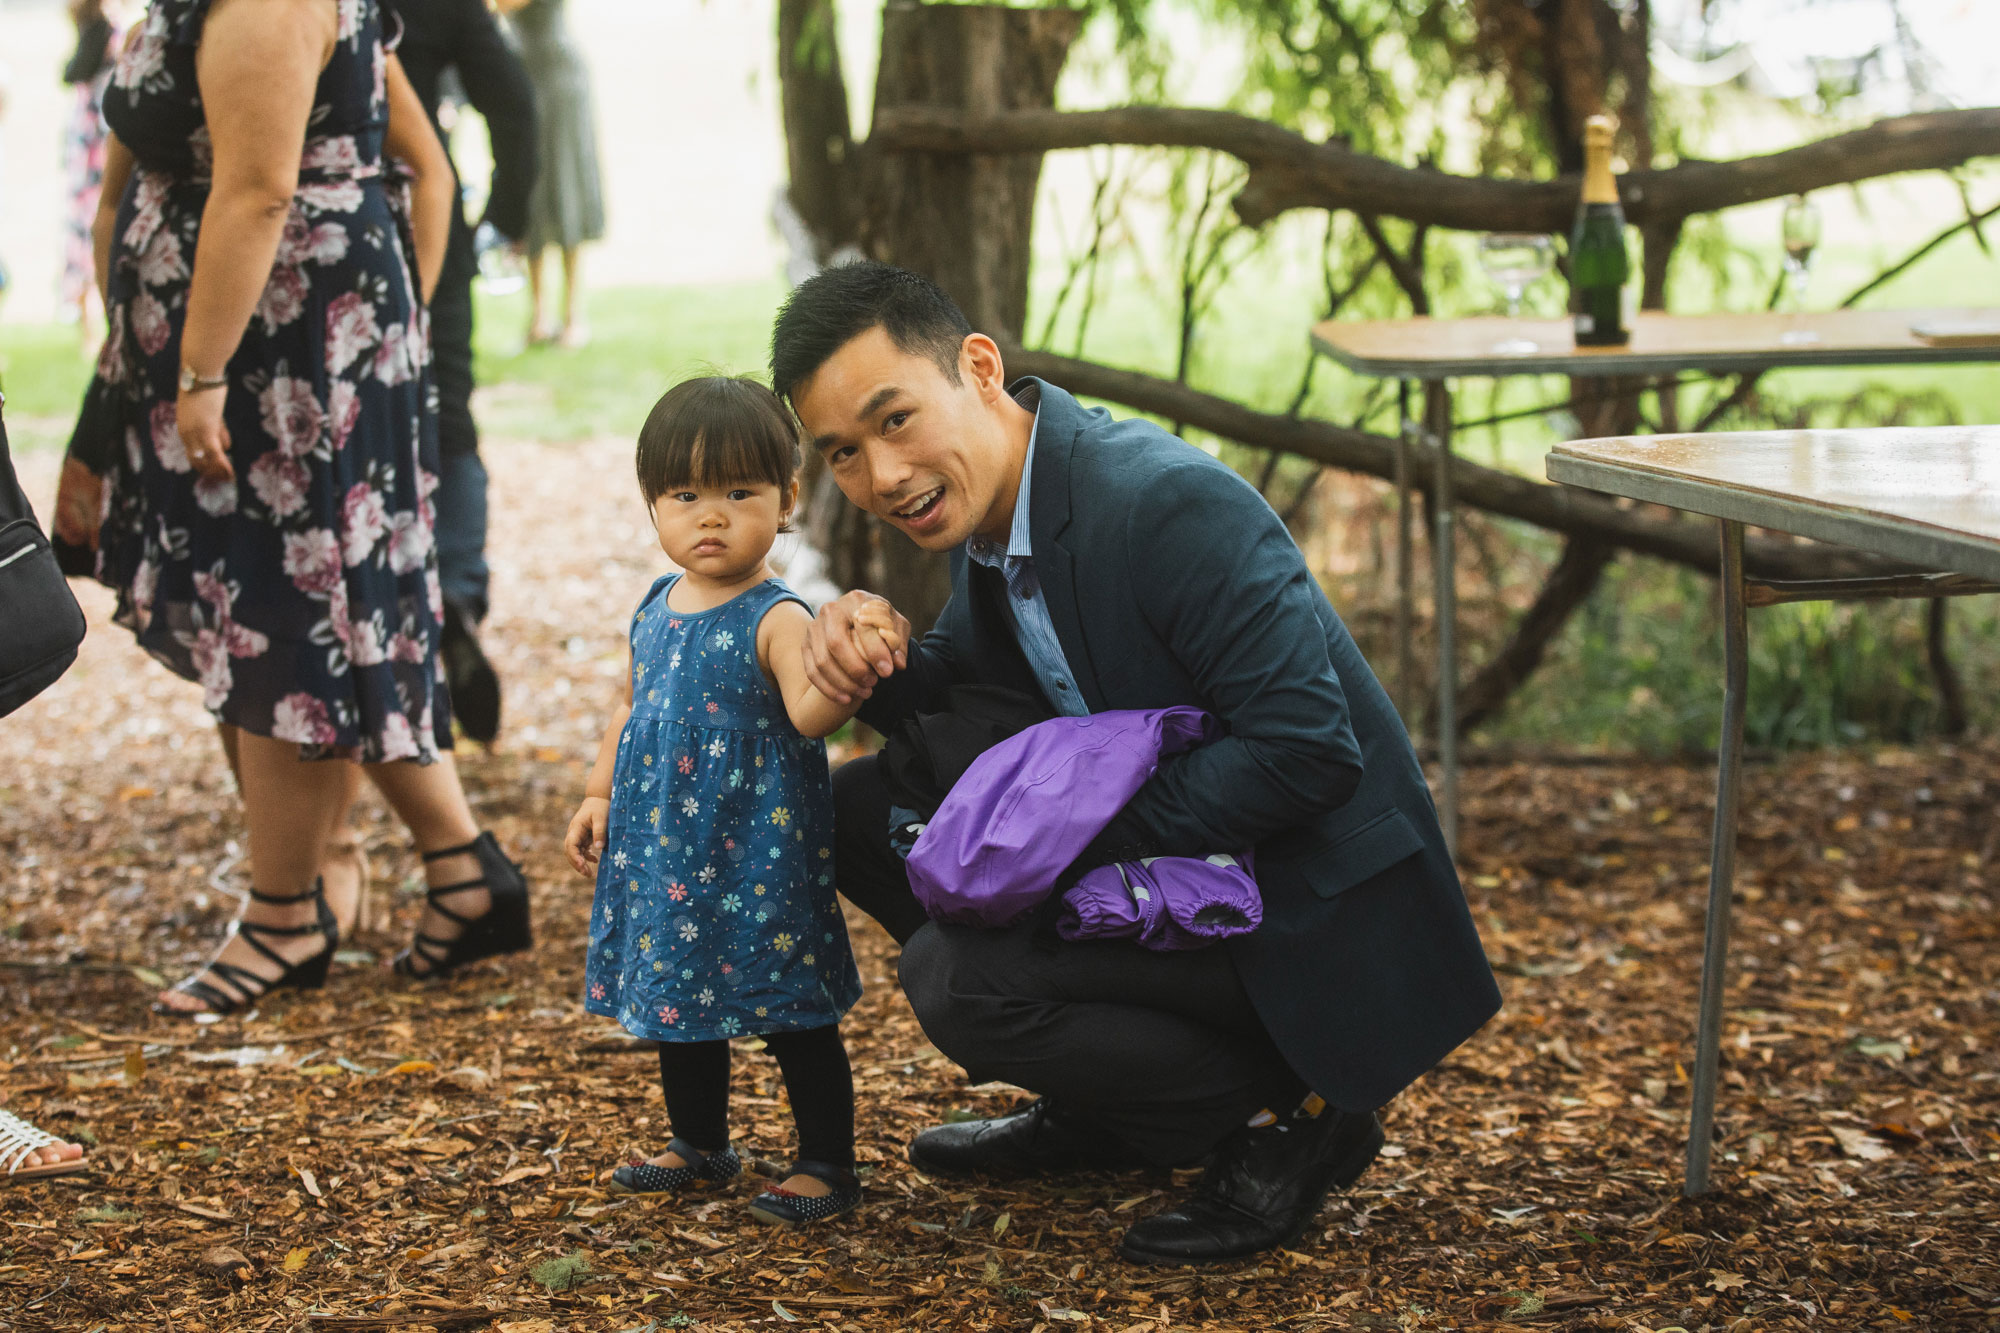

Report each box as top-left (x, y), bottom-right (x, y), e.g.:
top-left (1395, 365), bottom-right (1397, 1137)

top-left (777, 0), bottom-right (862, 263)
top-left (866, 2), bottom-right (1083, 337)
top-left (852, 3), bottom-right (1083, 634)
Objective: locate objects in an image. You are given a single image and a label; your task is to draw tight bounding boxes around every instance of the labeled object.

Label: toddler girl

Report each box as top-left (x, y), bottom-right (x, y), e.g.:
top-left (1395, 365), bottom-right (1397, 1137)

top-left (564, 375), bottom-right (901, 1225)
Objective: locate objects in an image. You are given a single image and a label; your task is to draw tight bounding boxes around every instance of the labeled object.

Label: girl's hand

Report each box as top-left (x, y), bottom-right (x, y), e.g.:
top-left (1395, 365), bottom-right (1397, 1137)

top-left (850, 603), bottom-right (906, 674)
top-left (564, 797), bottom-right (611, 876)
top-left (53, 458), bottom-right (106, 550)
top-left (175, 387), bottom-right (236, 482)
top-left (803, 591), bottom-right (909, 704)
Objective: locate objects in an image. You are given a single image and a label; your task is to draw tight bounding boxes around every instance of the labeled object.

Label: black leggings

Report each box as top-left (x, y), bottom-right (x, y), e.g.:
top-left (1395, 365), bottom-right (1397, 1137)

top-left (656, 1024), bottom-right (854, 1169)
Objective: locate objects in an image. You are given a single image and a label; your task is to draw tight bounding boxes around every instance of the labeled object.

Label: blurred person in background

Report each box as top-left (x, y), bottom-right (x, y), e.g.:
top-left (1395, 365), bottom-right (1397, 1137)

top-left (500, 0), bottom-right (602, 348)
top-left (50, 0), bottom-right (532, 1015)
top-left (385, 0), bottom-right (540, 745)
top-left (60, 0), bottom-right (135, 344)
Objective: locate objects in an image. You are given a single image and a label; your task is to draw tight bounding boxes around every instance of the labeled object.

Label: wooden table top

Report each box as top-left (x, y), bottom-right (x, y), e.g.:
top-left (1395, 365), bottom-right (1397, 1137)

top-left (1546, 426), bottom-right (2000, 581)
top-left (1310, 307), bottom-right (2000, 380)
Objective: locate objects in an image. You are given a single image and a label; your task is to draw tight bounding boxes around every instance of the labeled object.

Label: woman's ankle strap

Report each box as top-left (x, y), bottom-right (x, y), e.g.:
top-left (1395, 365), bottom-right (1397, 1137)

top-left (420, 835), bottom-right (484, 863)
top-left (245, 878), bottom-right (326, 907)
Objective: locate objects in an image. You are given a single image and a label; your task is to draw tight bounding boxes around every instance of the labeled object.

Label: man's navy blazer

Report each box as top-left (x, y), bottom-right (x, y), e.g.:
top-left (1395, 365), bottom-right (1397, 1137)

top-left (857, 378), bottom-right (1502, 1111)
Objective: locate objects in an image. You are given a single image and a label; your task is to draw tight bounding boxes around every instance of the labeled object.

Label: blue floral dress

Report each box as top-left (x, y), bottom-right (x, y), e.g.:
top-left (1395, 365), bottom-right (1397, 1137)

top-left (86, 0), bottom-right (449, 762)
top-left (585, 576), bottom-right (861, 1041)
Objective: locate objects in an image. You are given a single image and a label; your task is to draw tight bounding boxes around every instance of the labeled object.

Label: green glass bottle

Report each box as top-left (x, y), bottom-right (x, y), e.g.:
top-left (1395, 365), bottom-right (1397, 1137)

top-left (1569, 115), bottom-right (1630, 347)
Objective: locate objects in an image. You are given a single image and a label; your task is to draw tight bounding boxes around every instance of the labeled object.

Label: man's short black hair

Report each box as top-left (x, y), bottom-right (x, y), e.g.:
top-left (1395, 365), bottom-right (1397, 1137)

top-left (769, 261), bottom-right (974, 404)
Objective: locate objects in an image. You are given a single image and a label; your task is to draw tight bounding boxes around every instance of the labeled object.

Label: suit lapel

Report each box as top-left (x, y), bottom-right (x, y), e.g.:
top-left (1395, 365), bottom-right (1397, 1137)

top-left (1019, 378), bottom-right (1108, 714)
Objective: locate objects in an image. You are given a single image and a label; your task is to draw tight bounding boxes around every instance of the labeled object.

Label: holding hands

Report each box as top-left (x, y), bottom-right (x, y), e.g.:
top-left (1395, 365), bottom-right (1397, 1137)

top-left (803, 591), bottom-right (910, 706)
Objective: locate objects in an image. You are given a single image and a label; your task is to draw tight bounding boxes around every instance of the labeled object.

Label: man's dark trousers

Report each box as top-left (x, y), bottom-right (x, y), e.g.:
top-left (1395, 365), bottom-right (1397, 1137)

top-left (386, 0), bottom-right (538, 625)
top-left (832, 755), bottom-right (1304, 1167)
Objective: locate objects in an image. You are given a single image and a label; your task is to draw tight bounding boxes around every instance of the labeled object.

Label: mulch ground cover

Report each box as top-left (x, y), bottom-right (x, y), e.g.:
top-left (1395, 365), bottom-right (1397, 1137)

top-left (1, 439), bottom-right (1995, 1333)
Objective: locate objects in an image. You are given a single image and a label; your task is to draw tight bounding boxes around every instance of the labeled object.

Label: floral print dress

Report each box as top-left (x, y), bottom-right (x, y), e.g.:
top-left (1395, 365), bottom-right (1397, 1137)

top-left (585, 576), bottom-right (861, 1042)
top-left (88, 0), bottom-right (449, 761)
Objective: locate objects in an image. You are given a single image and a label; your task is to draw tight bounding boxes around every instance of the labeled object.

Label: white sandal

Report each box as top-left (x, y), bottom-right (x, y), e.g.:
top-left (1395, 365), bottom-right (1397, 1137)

top-left (0, 1110), bottom-right (87, 1181)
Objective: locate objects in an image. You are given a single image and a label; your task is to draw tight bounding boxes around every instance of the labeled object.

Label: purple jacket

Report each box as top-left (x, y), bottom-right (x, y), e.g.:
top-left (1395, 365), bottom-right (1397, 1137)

top-left (905, 708), bottom-right (1263, 949)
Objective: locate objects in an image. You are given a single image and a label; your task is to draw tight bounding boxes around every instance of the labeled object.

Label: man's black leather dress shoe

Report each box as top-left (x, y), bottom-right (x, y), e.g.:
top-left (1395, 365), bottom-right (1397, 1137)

top-left (908, 1099), bottom-right (1150, 1176)
top-left (440, 601), bottom-right (501, 745)
top-left (1118, 1108), bottom-right (1383, 1266)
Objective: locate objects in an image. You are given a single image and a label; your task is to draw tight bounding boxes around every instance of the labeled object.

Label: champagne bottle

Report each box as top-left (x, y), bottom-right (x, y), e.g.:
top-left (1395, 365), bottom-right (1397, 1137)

top-left (1569, 114), bottom-right (1630, 347)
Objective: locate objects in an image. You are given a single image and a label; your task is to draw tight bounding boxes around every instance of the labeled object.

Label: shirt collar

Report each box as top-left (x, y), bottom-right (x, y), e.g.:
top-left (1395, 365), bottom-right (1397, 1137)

top-left (969, 382), bottom-right (1042, 564)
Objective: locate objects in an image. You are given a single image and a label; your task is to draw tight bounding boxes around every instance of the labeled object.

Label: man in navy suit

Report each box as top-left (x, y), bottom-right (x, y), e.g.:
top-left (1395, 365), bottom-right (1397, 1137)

top-left (772, 262), bottom-right (1500, 1265)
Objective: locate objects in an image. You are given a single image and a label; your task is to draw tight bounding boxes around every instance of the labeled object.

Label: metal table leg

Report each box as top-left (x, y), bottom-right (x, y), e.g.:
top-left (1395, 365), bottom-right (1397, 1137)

top-left (1429, 385), bottom-right (1458, 857)
top-left (1394, 381), bottom-right (1415, 723)
top-left (1686, 518), bottom-right (1748, 1196)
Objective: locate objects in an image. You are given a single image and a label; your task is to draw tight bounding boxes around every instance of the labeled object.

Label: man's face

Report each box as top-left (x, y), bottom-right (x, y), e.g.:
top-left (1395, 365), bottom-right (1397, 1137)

top-left (792, 326), bottom-right (1015, 552)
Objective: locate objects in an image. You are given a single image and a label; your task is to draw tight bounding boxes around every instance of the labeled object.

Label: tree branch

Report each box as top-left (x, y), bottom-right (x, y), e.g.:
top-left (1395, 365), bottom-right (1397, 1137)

top-left (999, 341), bottom-right (1913, 582)
top-left (872, 105), bottom-right (2000, 231)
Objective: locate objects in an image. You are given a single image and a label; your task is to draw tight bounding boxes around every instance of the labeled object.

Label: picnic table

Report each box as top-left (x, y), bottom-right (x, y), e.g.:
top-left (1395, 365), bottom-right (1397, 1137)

top-left (1310, 306), bottom-right (2000, 854)
top-left (1545, 424), bottom-right (2000, 1196)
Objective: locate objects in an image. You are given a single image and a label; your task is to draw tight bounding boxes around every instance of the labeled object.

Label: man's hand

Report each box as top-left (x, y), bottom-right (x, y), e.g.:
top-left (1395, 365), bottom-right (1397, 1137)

top-left (52, 458), bottom-right (105, 550)
top-left (804, 590), bottom-right (910, 706)
top-left (563, 796), bottom-right (610, 876)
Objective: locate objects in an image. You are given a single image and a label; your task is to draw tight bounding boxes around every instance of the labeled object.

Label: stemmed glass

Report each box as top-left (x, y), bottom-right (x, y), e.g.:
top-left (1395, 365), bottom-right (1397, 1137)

top-left (1478, 233), bottom-right (1555, 354)
top-left (1779, 194), bottom-right (1822, 346)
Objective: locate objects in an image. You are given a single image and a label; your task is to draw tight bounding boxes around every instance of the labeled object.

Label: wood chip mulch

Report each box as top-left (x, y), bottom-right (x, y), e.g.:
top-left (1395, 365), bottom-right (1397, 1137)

top-left (2, 438), bottom-right (1995, 1332)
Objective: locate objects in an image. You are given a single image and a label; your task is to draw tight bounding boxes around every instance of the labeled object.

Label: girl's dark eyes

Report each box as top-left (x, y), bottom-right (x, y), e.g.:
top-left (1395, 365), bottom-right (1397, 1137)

top-left (728, 489), bottom-right (754, 501)
top-left (673, 492), bottom-right (698, 503)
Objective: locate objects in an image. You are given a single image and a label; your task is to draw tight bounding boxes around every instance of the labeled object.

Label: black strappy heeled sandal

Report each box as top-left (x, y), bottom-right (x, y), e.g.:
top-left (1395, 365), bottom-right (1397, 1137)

top-left (392, 832), bottom-right (532, 979)
top-left (155, 879), bottom-right (338, 1017)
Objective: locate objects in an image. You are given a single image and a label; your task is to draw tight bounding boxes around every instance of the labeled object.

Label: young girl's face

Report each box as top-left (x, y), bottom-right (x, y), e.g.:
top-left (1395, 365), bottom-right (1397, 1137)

top-left (651, 478), bottom-right (798, 583)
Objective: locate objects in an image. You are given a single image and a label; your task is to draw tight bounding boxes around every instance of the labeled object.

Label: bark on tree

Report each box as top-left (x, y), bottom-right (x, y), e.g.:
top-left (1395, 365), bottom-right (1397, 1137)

top-left (778, 0), bottom-right (861, 262)
top-left (1000, 342), bottom-right (1911, 584)
top-left (869, 105), bottom-right (2000, 232)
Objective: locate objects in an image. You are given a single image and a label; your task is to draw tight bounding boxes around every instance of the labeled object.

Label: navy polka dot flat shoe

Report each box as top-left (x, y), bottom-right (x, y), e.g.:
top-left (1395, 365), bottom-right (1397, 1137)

top-left (746, 1159), bottom-right (862, 1226)
top-left (609, 1137), bottom-right (741, 1194)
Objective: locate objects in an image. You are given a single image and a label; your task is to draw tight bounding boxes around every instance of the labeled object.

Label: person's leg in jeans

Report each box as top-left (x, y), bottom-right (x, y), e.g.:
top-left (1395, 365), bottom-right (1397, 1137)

top-left (428, 226), bottom-right (501, 742)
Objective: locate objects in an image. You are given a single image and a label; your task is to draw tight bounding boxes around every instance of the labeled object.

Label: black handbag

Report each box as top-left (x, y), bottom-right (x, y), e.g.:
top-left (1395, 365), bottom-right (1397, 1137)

top-left (0, 393), bottom-right (89, 719)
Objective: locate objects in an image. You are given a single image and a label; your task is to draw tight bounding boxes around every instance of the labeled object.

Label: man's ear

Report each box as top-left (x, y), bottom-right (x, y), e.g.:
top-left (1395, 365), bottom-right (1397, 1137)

top-left (961, 333), bottom-right (1008, 401)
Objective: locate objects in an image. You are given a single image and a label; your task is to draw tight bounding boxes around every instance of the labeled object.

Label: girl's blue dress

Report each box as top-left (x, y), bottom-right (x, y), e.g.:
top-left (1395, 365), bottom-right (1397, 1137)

top-left (585, 575), bottom-right (861, 1040)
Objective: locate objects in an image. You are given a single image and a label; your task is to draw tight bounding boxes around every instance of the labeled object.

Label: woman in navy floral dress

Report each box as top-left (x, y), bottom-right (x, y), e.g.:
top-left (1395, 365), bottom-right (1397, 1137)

top-left (53, 0), bottom-right (532, 1014)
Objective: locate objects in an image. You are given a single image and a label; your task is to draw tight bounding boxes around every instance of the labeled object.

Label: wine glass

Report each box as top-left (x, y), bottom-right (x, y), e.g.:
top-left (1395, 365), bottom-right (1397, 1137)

top-left (1479, 232), bottom-right (1555, 354)
top-left (1779, 194), bottom-right (1822, 346)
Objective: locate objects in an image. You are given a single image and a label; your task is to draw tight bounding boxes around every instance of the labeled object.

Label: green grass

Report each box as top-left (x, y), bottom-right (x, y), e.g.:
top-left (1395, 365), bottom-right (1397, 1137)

top-left (1479, 552), bottom-right (2000, 753)
top-left (0, 277), bottom-right (788, 454)
top-left (0, 322), bottom-right (98, 453)
top-left (468, 278), bottom-right (787, 442)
